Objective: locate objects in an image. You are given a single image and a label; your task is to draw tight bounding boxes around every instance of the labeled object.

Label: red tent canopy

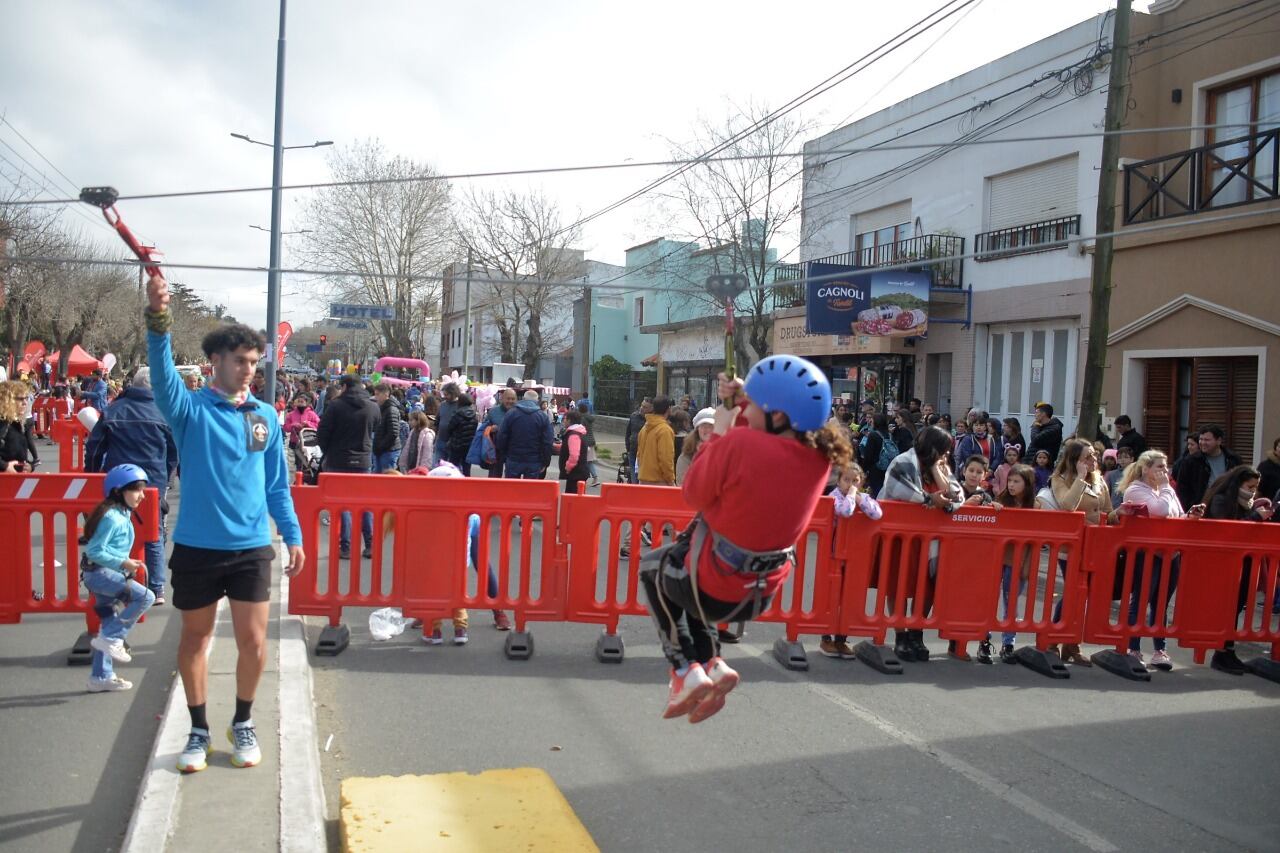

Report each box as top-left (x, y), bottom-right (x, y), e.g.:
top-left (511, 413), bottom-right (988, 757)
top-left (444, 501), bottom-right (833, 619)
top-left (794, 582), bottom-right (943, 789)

top-left (48, 345), bottom-right (104, 377)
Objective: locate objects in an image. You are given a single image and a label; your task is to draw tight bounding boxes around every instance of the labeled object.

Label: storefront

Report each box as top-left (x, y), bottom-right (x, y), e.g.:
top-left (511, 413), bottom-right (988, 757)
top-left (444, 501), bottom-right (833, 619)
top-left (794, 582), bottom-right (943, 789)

top-left (773, 312), bottom-right (914, 410)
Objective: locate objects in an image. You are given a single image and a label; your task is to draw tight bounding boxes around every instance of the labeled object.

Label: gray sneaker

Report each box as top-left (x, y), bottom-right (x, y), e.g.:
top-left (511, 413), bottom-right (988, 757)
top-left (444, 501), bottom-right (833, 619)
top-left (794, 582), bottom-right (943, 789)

top-left (177, 728), bottom-right (212, 773)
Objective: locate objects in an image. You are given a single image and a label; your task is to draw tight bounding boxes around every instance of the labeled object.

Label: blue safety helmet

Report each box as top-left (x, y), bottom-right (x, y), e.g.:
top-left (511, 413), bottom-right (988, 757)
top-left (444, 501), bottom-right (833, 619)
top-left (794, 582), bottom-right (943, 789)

top-left (743, 355), bottom-right (832, 433)
top-left (103, 463), bottom-right (148, 497)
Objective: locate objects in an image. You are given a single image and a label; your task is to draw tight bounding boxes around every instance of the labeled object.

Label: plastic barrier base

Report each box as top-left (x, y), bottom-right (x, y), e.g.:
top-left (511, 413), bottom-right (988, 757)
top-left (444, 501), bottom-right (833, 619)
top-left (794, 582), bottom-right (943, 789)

top-left (595, 633), bottom-right (624, 664)
top-left (505, 631), bottom-right (533, 660)
top-left (314, 624), bottom-right (351, 657)
top-left (1091, 648), bottom-right (1150, 681)
top-left (854, 641), bottom-right (904, 675)
top-left (1014, 646), bottom-right (1070, 679)
top-left (1244, 656), bottom-right (1280, 685)
top-left (772, 638), bottom-right (809, 672)
top-left (67, 631), bottom-right (94, 666)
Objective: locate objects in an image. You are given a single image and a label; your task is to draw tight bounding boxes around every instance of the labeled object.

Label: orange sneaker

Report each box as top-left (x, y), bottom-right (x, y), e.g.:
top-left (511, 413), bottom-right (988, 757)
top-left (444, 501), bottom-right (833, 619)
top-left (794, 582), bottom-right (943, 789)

top-left (688, 693), bottom-right (726, 724)
top-left (663, 663), bottom-right (713, 719)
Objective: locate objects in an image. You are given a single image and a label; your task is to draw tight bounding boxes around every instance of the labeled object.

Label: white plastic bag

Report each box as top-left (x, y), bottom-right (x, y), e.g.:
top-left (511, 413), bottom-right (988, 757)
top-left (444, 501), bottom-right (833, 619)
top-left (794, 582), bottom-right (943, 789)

top-left (368, 607), bottom-right (408, 641)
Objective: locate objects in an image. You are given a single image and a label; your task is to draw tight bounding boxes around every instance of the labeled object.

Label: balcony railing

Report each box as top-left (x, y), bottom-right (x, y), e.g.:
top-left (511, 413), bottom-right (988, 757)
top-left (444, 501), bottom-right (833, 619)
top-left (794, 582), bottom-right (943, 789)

top-left (770, 234), bottom-right (964, 310)
top-left (974, 214), bottom-right (1081, 261)
top-left (1124, 127), bottom-right (1279, 224)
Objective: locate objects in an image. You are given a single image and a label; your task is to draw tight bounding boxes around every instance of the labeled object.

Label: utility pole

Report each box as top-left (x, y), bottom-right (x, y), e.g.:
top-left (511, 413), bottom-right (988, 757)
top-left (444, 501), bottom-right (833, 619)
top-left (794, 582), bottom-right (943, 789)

top-left (462, 249), bottom-right (472, 379)
top-left (1078, 0), bottom-right (1131, 442)
top-left (580, 275), bottom-right (591, 400)
top-left (264, 0), bottom-right (288, 406)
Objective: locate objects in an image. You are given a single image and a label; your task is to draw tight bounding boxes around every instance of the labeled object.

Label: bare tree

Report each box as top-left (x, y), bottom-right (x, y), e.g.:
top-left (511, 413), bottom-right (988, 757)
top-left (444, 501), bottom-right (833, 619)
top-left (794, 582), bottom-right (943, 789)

top-left (651, 102), bottom-right (810, 366)
top-left (297, 140), bottom-right (454, 357)
top-left (453, 188), bottom-right (584, 376)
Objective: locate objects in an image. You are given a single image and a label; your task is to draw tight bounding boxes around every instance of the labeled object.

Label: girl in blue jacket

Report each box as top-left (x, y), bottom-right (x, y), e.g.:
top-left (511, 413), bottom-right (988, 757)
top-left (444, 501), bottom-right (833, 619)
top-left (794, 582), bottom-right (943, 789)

top-left (81, 464), bottom-right (155, 692)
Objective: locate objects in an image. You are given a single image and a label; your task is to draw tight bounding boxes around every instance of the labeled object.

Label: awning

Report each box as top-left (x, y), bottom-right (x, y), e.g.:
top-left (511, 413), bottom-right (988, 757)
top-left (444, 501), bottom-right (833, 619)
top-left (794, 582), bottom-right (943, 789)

top-left (641, 352), bottom-right (660, 367)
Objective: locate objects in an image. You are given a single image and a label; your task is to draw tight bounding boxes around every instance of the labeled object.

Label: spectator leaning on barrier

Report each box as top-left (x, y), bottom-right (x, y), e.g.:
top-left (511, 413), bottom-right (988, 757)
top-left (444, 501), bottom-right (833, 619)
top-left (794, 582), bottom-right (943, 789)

top-left (1175, 424), bottom-right (1243, 510)
top-left (1201, 465), bottom-right (1275, 675)
top-left (497, 390), bottom-right (553, 480)
top-left (1116, 450), bottom-right (1204, 671)
top-left (637, 395), bottom-right (676, 486)
top-left (144, 273), bottom-right (303, 775)
top-left (84, 366), bottom-right (179, 603)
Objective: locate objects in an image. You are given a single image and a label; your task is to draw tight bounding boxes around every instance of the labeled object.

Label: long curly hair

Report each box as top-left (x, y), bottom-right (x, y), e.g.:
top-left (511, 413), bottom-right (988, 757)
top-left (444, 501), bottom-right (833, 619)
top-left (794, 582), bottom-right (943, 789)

top-left (802, 424), bottom-right (854, 468)
top-left (0, 380), bottom-right (29, 423)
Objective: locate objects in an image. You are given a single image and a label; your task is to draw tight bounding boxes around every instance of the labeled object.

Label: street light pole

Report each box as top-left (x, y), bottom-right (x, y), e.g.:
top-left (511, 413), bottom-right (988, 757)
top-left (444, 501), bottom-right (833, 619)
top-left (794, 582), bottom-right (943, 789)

top-left (264, 0), bottom-right (288, 406)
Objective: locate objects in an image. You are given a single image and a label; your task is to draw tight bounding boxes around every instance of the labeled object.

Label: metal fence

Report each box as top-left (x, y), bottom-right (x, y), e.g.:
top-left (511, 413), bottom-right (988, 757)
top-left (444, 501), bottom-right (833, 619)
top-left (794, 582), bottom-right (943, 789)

top-left (593, 373), bottom-right (658, 417)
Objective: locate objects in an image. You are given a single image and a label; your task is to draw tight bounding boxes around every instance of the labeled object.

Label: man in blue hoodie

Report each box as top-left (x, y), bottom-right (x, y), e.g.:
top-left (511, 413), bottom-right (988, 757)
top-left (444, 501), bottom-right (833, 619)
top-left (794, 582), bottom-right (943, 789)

top-left (144, 273), bottom-right (303, 775)
top-left (84, 366), bottom-right (178, 601)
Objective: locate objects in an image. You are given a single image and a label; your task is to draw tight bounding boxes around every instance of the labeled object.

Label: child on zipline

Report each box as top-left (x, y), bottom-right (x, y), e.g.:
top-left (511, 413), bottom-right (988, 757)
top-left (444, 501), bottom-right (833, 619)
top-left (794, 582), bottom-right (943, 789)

top-left (640, 355), bottom-right (851, 723)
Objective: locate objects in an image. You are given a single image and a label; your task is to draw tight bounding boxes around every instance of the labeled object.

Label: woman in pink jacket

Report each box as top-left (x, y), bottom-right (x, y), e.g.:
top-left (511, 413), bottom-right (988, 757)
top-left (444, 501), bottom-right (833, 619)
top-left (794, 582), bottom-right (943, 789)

top-left (283, 394), bottom-right (319, 472)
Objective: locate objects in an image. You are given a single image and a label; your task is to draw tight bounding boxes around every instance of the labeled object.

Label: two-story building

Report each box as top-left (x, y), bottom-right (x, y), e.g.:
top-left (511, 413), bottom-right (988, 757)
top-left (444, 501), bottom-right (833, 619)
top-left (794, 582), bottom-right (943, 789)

top-left (1105, 0), bottom-right (1278, 465)
top-left (799, 14), bottom-right (1113, 433)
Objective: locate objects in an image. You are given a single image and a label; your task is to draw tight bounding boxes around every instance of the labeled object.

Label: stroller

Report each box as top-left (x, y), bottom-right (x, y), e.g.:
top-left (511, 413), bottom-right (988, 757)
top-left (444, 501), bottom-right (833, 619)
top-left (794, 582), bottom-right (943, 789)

top-left (615, 450), bottom-right (631, 484)
top-left (296, 426), bottom-right (323, 485)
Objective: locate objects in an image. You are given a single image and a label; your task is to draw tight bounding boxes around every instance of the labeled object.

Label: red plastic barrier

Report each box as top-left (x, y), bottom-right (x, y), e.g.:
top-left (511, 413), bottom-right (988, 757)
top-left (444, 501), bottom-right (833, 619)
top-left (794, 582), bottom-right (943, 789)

top-left (0, 474), bottom-right (159, 658)
top-left (51, 418), bottom-right (90, 472)
top-left (1081, 516), bottom-right (1280, 663)
top-left (559, 483), bottom-right (841, 649)
top-left (289, 474), bottom-right (565, 637)
top-left (834, 503), bottom-right (1089, 648)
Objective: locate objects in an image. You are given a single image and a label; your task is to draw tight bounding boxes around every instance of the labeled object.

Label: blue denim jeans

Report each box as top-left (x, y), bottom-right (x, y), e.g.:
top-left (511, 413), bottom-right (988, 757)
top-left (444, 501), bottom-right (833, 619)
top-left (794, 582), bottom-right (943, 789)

top-left (143, 496), bottom-right (168, 595)
top-left (1126, 552), bottom-right (1180, 652)
top-left (82, 567), bottom-right (154, 679)
top-left (998, 564), bottom-right (1027, 647)
top-left (374, 449), bottom-right (401, 473)
top-left (339, 511), bottom-right (375, 551)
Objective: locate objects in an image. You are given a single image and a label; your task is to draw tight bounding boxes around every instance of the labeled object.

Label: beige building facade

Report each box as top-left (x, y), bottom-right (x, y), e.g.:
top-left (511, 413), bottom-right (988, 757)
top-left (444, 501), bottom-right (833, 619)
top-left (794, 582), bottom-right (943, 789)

top-left (1106, 0), bottom-right (1279, 464)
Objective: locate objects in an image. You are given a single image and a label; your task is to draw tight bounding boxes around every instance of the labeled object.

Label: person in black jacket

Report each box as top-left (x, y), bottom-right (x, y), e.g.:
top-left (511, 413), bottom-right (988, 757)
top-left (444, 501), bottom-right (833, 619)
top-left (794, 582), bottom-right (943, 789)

top-left (498, 390), bottom-right (555, 479)
top-left (1114, 415), bottom-right (1148, 458)
top-left (0, 380), bottom-right (33, 473)
top-left (1256, 436), bottom-right (1280, 504)
top-left (371, 383), bottom-right (402, 473)
top-left (1175, 424), bottom-right (1243, 510)
top-left (317, 374), bottom-right (380, 557)
top-left (624, 398), bottom-right (651, 484)
top-left (1026, 403), bottom-right (1063, 465)
top-left (444, 392), bottom-right (478, 476)
top-left (859, 413), bottom-right (892, 496)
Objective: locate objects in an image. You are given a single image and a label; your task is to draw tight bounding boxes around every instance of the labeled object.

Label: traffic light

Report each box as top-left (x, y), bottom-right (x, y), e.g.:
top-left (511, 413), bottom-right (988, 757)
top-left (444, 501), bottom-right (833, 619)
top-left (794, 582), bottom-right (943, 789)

top-left (319, 334), bottom-right (327, 347)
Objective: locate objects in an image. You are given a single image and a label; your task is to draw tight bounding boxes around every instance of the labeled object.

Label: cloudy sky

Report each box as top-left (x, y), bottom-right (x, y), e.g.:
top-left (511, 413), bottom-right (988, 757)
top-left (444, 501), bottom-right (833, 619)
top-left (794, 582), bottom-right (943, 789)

top-left (1, 0), bottom-right (1122, 328)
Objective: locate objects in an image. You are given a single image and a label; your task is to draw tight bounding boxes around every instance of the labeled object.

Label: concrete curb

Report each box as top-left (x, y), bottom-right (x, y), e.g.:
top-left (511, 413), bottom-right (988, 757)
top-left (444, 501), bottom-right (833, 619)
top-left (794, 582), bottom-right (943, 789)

top-left (121, 598), bottom-right (227, 853)
top-left (278, 565), bottom-right (328, 852)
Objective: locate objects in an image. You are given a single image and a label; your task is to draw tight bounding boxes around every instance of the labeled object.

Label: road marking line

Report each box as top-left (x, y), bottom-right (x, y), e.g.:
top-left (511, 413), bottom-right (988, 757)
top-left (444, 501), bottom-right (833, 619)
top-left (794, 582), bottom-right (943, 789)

top-left (16, 478), bottom-right (37, 499)
top-left (278, 566), bottom-right (327, 853)
top-left (122, 598), bottom-right (227, 853)
top-left (739, 642), bottom-right (1119, 853)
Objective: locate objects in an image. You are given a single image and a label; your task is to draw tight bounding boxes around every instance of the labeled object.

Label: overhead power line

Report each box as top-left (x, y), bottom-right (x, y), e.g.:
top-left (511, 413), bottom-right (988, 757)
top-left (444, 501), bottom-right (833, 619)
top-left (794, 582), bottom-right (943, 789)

top-left (9, 205), bottom-right (1276, 296)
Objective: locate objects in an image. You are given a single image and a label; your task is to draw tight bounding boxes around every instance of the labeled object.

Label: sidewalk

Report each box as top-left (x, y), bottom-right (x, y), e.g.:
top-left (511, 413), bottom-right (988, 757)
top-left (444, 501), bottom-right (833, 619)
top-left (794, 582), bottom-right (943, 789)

top-left (124, 553), bottom-right (327, 852)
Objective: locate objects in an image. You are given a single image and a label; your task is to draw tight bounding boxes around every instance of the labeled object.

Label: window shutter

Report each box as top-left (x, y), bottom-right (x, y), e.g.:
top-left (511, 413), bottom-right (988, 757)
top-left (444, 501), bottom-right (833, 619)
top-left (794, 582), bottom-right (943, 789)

top-left (1228, 357), bottom-right (1258, 453)
top-left (986, 156), bottom-right (1078, 230)
top-left (853, 200), bottom-right (912, 236)
top-left (1143, 359), bottom-right (1177, 455)
top-left (1191, 358), bottom-right (1231, 438)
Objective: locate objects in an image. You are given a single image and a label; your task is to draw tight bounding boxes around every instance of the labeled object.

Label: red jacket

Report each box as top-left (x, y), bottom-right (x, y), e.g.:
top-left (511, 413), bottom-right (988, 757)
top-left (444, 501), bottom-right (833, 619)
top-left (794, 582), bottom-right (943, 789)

top-left (681, 428), bottom-right (830, 601)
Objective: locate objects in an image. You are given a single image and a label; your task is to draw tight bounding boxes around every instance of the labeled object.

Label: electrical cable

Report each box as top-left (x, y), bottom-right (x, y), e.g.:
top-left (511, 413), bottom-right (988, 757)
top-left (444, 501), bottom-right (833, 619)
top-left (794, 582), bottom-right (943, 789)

top-left (9, 205), bottom-right (1275, 295)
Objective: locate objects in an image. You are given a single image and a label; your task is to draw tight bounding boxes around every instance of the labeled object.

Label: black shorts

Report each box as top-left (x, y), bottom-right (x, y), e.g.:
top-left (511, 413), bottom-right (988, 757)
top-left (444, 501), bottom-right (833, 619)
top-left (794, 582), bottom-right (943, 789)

top-left (170, 543), bottom-right (276, 610)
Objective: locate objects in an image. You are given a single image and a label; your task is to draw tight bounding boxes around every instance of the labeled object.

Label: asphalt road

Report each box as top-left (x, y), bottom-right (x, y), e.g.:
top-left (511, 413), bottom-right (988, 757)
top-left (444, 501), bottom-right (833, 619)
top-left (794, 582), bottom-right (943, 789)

top-left (309, 607), bottom-right (1280, 852)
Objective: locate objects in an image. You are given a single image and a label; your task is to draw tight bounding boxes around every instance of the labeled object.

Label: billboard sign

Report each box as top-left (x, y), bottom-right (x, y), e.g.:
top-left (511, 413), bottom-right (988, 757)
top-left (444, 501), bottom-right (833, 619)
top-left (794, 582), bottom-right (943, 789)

top-left (330, 303), bottom-right (395, 321)
top-left (806, 264), bottom-right (929, 337)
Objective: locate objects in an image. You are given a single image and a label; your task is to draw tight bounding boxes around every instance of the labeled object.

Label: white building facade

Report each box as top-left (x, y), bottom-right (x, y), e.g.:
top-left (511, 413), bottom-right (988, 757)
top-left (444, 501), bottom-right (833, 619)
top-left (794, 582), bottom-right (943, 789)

top-left (801, 14), bottom-right (1114, 435)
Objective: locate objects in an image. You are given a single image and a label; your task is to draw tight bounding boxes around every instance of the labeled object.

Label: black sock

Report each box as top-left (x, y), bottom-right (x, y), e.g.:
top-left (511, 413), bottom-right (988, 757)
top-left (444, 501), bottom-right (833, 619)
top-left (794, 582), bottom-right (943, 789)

top-left (189, 703), bottom-right (208, 731)
top-left (234, 697), bottom-right (253, 724)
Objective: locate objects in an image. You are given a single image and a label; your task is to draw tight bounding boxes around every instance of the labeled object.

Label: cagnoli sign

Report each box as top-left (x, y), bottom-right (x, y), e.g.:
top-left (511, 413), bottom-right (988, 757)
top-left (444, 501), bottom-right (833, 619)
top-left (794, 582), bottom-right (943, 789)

top-left (806, 264), bottom-right (930, 338)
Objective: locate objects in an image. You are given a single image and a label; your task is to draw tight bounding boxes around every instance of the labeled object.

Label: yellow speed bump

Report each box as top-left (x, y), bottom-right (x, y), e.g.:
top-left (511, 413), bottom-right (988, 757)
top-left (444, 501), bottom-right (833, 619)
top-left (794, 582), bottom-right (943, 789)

top-left (340, 768), bottom-right (599, 852)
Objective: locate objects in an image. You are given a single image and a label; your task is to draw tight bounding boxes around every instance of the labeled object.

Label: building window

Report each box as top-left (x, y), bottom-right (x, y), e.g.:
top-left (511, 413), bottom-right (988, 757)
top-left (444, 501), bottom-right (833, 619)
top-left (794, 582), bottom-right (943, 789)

top-left (854, 222), bottom-right (914, 266)
top-left (983, 322), bottom-right (1079, 436)
top-left (1206, 70), bottom-right (1280, 206)
top-left (634, 297), bottom-right (644, 326)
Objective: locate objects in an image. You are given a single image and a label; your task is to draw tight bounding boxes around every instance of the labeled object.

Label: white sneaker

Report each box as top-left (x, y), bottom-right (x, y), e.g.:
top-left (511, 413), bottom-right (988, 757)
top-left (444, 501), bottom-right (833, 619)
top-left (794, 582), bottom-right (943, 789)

top-left (227, 720), bottom-right (262, 768)
top-left (177, 728), bottom-right (212, 773)
top-left (663, 662), bottom-right (714, 719)
top-left (703, 657), bottom-right (741, 698)
top-left (90, 635), bottom-right (131, 663)
top-left (87, 675), bottom-right (133, 693)
top-left (1149, 649), bottom-right (1173, 671)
